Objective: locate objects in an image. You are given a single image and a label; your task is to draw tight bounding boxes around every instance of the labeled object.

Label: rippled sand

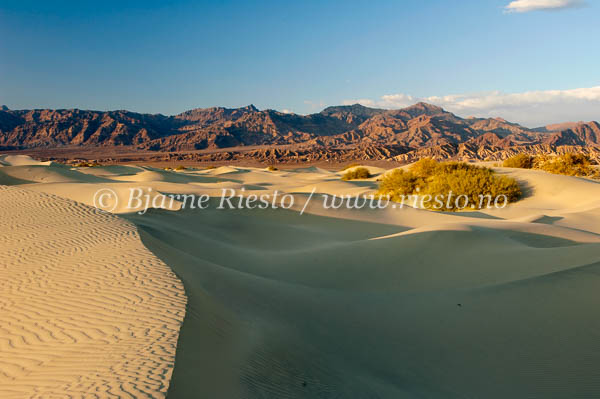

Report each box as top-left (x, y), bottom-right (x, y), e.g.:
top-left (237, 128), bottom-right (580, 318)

top-left (2, 154), bottom-right (600, 398)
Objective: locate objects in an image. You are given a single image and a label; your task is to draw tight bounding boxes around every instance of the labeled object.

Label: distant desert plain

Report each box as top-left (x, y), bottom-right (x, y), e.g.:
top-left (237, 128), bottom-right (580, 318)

top-left (2, 148), bottom-right (600, 398)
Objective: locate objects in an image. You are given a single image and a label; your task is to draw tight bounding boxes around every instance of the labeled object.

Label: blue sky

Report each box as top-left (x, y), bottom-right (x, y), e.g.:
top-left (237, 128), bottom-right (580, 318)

top-left (1, 0), bottom-right (598, 126)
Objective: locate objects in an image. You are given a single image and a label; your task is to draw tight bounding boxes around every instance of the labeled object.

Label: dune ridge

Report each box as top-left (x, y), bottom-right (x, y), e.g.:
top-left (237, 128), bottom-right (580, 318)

top-left (0, 186), bottom-right (186, 398)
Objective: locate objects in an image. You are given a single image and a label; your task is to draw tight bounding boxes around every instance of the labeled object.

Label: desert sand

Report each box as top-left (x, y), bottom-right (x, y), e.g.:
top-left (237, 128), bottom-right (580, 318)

top-left (2, 154), bottom-right (600, 398)
top-left (0, 156), bottom-right (187, 398)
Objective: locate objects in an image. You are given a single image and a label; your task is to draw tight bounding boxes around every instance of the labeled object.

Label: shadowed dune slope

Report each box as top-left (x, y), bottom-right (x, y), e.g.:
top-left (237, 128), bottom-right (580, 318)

top-left (125, 204), bottom-right (600, 399)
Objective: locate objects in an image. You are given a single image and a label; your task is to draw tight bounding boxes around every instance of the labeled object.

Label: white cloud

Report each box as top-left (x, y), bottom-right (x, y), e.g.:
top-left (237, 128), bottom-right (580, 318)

top-left (504, 0), bottom-right (587, 13)
top-left (342, 95), bottom-right (416, 109)
top-left (343, 86), bottom-right (600, 127)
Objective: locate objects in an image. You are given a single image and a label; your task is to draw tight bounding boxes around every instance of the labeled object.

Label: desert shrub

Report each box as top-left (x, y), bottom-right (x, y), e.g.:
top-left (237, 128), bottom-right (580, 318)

top-left (341, 167), bottom-right (371, 180)
top-left (535, 153), bottom-right (595, 177)
top-left (503, 153), bottom-right (596, 177)
top-left (342, 163), bottom-right (361, 171)
top-left (503, 154), bottom-right (534, 169)
top-left (377, 159), bottom-right (521, 211)
top-left (267, 165), bottom-right (279, 171)
top-left (377, 169), bottom-right (423, 200)
top-left (174, 165), bottom-right (186, 171)
top-left (422, 168), bottom-right (521, 210)
top-left (410, 158), bottom-right (439, 178)
top-left (75, 161), bottom-right (100, 167)
top-left (205, 165), bottom-right (217, 170)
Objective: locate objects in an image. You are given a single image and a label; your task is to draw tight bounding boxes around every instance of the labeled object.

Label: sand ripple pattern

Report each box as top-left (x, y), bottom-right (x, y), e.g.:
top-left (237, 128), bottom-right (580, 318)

top-left (0, 186), bottom-right (186, 399)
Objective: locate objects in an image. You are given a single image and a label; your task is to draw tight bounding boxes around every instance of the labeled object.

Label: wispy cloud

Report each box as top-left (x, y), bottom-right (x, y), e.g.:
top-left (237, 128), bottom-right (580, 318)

top-left (504, 0), bottom-right (587, 13)
top-left (343, 86), bottom-right (600, 127)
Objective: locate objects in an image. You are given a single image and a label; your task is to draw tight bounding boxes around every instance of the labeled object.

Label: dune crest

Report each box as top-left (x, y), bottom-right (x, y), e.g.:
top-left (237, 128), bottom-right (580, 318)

top-left (0, 186), bottom-right (186, 398)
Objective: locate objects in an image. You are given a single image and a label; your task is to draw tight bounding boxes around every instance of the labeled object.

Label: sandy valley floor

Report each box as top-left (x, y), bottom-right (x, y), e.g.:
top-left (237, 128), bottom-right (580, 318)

top-left (2, 154), bottom-right (600, 398)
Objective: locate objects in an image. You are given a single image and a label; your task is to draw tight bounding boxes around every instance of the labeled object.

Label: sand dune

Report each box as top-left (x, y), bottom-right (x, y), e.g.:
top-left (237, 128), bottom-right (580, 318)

top-left (129, 210), bottom-right (600, 398)
top-left (0, 154), bottom-right (53, 166)
top-left (3, 155), bottom-right (600, 398)
top-left (0, 185), bottom-right (186, 398)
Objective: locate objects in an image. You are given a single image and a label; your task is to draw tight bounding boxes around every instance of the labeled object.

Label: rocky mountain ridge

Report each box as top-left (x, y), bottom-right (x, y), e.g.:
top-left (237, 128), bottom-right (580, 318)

top-left (1, 103), bottom-right (598, 163)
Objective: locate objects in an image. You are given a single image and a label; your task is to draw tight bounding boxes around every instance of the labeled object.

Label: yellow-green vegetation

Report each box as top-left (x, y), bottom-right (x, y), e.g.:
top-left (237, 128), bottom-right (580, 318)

top-left (342, 163), bottom-right (361, 171)
top-left (75, 161), bottom-right (100, 167)
top-left (341, 167), bottom-right (371, 180)
top-left (205, 165), bottom-right (217, 170)
top-left (535, 154), bottom-right (597, 177)
top-left (503, 154), bottom-right (534, 169)
top-left (503, 153), bottom-right (597, 177)
top-left (377, 158), bottom-right (521, 211)
top-left (174, 165), bottom-right (186, 171)
top-left (267, 165), bottom-right (278, 171)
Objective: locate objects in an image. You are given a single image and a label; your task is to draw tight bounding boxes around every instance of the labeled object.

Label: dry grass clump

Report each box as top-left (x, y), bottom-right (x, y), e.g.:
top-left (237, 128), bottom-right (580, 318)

top-left (503, 153), bottom-right (597, 177)
top-left (503, 154), bottom-right (534, 169)
top-left (377, 158), bottom-right (521, 211)
top-left (205, 165), bottom-right (217, 170)
top-left (267, 165), bottom-right (279, 171)
top-left (174, 165), bottom-right (187, 171)
top-left (341, 167), bottom-right (371, 180)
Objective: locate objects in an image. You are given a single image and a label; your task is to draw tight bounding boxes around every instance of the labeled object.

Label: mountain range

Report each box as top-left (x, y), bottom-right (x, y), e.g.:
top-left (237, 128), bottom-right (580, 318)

top-left (1, 103), bottom-right (599, 163)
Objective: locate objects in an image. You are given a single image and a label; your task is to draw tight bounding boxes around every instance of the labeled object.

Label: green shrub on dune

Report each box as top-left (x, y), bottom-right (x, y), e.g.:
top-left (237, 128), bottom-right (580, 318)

top-left (377, 169), bottom-right (423, 197)
top-left (408, 157), bottom-right (439, 179)
top-left (377, 159), bottom-right (521, 211)
top-left (503, 154), bottom-right (534, 169)
top-left (342, 167), bottom-right (371, 180)
top-left (342, 163), bottom-right (361, 170)
top-left (75, 161), bottom-right (100, 167)
top-left (503, 153), bottom-right (597, 177)
top-left (535, 153), bottom-right (596, 177)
